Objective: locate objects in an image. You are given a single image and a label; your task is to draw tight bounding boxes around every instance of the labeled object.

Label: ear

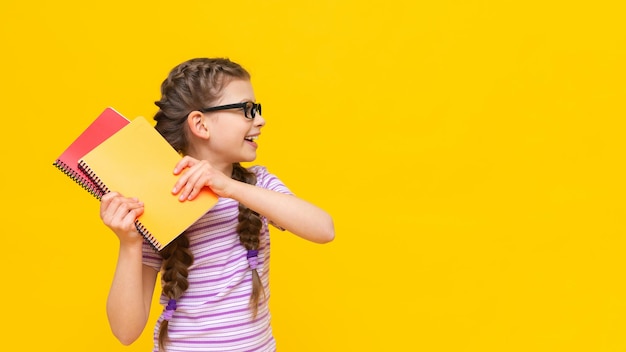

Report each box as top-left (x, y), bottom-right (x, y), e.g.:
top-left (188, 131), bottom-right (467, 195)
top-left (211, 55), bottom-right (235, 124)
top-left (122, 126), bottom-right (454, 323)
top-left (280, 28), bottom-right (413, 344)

top-left (186, 111), bottom-right (210, 139)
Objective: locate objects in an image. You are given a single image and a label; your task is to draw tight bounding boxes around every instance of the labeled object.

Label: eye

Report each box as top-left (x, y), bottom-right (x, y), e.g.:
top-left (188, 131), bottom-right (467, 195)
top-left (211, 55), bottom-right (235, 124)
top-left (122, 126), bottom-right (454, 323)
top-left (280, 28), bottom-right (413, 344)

top-left (244, 102), bottom-right (255, 119)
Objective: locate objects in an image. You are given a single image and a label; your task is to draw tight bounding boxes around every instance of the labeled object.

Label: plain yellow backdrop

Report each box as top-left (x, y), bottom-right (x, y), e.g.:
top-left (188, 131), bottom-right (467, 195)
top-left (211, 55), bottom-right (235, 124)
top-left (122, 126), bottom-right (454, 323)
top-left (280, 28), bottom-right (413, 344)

top-left (2, 0), bottom-right (626, 351)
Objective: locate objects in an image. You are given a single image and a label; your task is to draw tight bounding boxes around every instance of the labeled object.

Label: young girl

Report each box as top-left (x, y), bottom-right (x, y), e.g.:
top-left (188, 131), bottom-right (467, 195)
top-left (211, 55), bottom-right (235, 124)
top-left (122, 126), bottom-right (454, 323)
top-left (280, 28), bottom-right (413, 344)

top-left (99, 57), bottom-right (335, 352)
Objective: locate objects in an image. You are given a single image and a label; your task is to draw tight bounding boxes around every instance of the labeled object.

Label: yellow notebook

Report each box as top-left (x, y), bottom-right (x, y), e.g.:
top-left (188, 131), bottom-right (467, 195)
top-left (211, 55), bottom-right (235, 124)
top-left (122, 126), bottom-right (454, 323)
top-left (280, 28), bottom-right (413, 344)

top-left (79, 116), bottom-right (219, 251)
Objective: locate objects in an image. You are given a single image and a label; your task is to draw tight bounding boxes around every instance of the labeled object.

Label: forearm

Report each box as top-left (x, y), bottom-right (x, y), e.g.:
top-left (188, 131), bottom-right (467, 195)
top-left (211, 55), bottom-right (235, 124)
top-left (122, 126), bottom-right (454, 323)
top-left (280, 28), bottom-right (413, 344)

top-left (228, 181), bottom-right (335, 243)
top-left (106, 242), bottom-right (153, 345)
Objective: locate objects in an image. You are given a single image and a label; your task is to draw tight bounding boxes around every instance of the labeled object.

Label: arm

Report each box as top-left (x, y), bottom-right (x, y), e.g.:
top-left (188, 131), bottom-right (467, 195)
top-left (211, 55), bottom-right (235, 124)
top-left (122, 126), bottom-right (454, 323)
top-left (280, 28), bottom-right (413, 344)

top-left (100, 192), bottom-right (158, 345)
top-left (172, 158), bottom-right (335, 244)
top-left (227, 181), bottom-right (334, 243)
top-left (107, 245), bottom-right (158, 345)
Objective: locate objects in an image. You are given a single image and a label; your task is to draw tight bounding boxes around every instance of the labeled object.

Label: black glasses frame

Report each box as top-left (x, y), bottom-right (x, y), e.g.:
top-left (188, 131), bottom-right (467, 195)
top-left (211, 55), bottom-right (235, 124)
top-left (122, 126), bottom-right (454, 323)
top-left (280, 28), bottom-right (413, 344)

top-left (198, 102), bottom-right (262, 120)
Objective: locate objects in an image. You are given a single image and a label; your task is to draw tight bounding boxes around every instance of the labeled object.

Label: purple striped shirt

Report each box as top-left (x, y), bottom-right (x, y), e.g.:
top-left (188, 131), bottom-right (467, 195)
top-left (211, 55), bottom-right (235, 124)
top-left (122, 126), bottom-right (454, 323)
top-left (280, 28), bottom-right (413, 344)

top-left (142, 166), bottom-right (292, 352)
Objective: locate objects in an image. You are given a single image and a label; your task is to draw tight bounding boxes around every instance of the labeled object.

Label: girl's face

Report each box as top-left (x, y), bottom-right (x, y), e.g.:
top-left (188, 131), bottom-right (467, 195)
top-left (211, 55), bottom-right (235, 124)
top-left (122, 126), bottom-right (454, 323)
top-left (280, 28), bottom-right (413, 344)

top-left (202, 79), bottom-right (265, 166)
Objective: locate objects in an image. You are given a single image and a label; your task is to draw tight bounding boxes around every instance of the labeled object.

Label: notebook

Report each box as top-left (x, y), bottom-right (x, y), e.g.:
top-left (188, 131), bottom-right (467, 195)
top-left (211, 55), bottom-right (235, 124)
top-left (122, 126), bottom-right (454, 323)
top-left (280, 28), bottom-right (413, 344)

top-left (78, 116), bottom-right (219, 251)
top-left (53, 107), bottom-right (130, 197)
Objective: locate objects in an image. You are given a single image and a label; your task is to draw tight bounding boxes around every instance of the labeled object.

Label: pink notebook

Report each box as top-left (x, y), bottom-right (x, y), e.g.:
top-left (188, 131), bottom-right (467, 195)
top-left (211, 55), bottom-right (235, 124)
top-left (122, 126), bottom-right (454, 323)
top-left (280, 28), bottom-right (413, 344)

top-left (53, 107), bottom-right (130, 197)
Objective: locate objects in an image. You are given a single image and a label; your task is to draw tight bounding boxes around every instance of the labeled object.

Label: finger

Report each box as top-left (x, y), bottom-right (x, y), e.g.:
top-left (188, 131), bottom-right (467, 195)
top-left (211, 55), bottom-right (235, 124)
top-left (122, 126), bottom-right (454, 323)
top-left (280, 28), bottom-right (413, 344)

top-left (100, 192), bottom-right (121, 219)
top-left (101, 191), bottom-right (119, 202)
top-left (179, 165), bottom-right (209, 201)
top-left (185, 176), bottom-right (206, 201)
top-left (173, 155), bottom-right (198, 175)
top-left (172, 160), bottom-right (202, 194)
top-left (172, 168), bottom-right (192, 195)
top-left (112, 197), bottom-right (143, 217)
top-left (103, 196), bottom-right (127, 224)
top-left (107, 197), bottom-right (143, 224)
top-left (121, 204), bottom-right (144, 225)
top-left (174, 159), bottom-right (207, 196)
top-left (112, 201), bottom-right (144, 230)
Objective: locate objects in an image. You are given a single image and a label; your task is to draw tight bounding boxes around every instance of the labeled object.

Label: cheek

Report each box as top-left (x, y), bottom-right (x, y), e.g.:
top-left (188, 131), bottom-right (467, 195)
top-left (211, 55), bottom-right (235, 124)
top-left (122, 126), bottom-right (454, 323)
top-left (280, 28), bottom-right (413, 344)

top-left (210, 130), bottom-right (244, 149)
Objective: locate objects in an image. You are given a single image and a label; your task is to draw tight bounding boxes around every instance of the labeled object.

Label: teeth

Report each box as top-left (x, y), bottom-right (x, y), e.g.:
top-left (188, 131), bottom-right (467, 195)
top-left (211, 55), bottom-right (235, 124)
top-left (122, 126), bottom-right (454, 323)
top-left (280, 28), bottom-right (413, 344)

top-left (245, 136), bottom-right (258, 141)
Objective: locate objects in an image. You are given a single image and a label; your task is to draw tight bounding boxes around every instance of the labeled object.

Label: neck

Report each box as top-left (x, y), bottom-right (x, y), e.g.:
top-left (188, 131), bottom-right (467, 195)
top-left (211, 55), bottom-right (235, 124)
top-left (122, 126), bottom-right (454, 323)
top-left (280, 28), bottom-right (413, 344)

top-left (183, 151), bottom-right (234, 178)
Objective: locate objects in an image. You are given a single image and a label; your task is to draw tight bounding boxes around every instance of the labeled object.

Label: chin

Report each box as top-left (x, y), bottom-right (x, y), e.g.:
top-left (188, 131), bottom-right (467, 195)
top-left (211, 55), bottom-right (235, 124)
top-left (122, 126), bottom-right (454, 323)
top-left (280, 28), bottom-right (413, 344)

top-left (242, 154), bottom-right (257, 163)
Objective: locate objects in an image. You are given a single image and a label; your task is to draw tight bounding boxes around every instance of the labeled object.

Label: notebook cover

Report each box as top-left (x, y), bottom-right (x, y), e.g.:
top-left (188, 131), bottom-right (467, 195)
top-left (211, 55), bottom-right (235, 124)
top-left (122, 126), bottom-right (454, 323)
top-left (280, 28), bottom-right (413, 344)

top-left (53, 107), bottom-right (130, 196)
top-left (78, 116), bottom-right (219, 251)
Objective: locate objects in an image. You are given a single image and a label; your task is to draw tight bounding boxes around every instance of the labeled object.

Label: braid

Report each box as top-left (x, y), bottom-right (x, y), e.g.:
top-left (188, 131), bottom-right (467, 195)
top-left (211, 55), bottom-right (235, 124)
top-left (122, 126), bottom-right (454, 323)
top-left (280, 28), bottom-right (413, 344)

top-left (232, 163), bottom-right (265, 317)
top-left (151, 58), bottom-right (254, 349)
top-left (158, 235), bottom-right (193, 350)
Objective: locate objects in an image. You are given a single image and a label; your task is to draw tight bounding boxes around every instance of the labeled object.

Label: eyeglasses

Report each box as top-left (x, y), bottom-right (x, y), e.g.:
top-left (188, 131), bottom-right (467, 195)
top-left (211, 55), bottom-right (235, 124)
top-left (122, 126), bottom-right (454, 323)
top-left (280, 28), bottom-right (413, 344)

top-left (198, 102), bottom-right (262, 120)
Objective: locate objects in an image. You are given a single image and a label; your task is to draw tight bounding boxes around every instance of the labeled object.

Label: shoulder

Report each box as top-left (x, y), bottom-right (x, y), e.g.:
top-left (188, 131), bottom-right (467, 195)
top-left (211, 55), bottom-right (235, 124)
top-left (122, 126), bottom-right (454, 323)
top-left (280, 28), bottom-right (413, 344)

top-left (247, 165), bottom-right (272, 186)
top-left (248, 164), bottom-right (268, 177)
top-left (246, 165), bottom-right (293, 195)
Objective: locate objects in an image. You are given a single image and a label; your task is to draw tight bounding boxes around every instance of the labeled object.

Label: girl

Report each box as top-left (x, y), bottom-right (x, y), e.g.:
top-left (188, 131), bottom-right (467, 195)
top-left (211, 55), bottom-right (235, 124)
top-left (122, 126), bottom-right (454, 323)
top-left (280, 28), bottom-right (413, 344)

top-left (100, 57), bottom-right (334, 352)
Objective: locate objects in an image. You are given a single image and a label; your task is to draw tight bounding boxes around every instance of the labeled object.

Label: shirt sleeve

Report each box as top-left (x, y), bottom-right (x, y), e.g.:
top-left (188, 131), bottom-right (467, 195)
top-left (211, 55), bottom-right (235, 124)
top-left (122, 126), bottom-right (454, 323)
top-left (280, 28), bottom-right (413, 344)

top-left (251, 165), bottom-right (294, 195)
top-left (250, 165), bottom-right (293, 230)
top-left (142, 240), bottom-right (163, 271)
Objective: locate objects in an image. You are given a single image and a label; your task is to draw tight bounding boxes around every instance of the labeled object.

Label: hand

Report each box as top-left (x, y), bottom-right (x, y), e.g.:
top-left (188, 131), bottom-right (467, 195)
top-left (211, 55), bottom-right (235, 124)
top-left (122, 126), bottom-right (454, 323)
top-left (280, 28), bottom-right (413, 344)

top-left (172, 156), bottom-right (233, 201)
top-left (100, 192), bottom-right (145, 246)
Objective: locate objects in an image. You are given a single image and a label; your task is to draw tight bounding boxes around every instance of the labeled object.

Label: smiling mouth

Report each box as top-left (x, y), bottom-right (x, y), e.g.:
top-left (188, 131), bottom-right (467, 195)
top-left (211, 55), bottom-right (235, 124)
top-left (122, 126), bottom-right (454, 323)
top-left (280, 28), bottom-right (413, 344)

top-left (245, 136), bottom-right (258, 142)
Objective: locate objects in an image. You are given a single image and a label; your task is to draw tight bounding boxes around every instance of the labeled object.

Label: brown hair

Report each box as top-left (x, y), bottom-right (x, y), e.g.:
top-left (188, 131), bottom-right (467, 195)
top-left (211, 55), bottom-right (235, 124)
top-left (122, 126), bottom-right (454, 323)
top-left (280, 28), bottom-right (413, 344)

top-left (153, 58), bottom-right (264, 350)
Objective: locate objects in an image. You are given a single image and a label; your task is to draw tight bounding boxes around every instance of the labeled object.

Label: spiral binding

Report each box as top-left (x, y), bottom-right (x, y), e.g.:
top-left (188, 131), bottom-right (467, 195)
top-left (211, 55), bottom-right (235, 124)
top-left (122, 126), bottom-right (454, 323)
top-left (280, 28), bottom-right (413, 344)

top-left (135, 220), bottom-right (162, 252)
top-left (53, 160), bottom-right (105, 199)
top-left (76, 160), bottom-right (110, 199)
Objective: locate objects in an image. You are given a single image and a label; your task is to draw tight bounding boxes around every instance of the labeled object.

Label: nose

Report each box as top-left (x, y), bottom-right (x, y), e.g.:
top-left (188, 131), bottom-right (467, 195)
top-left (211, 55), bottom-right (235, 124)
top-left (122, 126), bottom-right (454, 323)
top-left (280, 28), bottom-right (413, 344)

top-left (254, 113), bottom-right (266, 127)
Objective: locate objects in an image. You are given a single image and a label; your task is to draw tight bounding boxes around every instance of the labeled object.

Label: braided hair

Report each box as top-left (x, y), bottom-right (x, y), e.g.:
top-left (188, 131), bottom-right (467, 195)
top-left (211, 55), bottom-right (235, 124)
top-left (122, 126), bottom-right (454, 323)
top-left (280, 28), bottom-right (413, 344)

top-left (152, 58), bottom-right (264, 350)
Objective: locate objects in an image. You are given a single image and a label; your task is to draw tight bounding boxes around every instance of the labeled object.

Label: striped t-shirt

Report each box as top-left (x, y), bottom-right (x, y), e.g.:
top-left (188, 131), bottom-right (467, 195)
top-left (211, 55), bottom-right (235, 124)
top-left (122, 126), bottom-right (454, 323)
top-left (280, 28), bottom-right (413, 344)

top-left (142, 166), bottom-right (292, 352)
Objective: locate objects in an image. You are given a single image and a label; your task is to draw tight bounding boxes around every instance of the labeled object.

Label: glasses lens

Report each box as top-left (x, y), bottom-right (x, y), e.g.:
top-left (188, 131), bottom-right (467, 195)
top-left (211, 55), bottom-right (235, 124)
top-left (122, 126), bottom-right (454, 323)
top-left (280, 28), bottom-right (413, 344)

top-left (244, 102), bottom-right (253, 119)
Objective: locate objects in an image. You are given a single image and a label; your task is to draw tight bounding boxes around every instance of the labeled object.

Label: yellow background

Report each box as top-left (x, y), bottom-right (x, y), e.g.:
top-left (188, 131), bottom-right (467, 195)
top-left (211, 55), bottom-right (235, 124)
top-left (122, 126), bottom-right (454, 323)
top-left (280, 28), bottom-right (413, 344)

top-left (2, 0), bottom-right (626, 351)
